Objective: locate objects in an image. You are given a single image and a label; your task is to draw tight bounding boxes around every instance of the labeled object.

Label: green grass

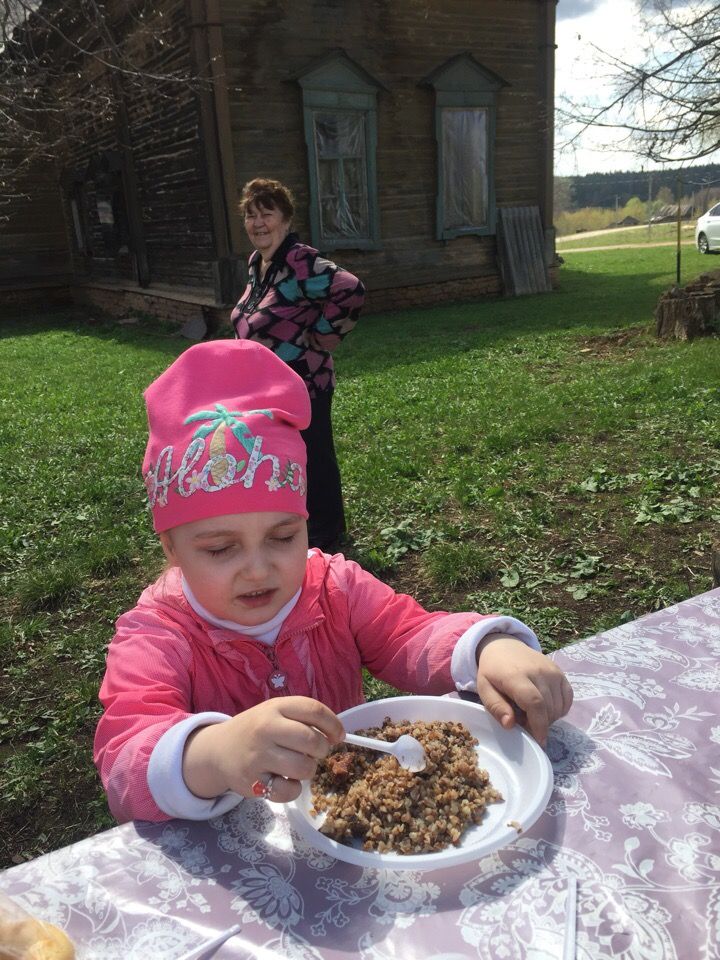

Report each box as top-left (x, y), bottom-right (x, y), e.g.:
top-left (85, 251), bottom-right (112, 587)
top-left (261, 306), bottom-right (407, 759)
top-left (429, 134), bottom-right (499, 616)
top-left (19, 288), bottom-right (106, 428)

top-left (2, 244), bottom-right (720, 866)
top-left (556, 221), bottom-right (696, 248)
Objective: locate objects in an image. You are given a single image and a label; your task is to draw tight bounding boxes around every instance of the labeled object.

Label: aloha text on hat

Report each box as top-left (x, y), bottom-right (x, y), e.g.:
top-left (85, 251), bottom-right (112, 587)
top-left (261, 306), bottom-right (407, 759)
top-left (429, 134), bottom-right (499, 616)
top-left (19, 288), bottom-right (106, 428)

top-left (142, 340), bottom-right (310, 532)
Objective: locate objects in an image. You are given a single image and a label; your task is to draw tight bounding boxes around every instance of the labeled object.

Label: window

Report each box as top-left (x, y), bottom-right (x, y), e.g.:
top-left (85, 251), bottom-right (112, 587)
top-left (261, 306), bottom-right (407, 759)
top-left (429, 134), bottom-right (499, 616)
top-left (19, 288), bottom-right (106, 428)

top-left (70, 188), bottom-right (88, 254)
top-left (422, 53), bottom-right (508, 240)
top-left (441, 108), bottom-right (489, 232)
top-left (296, 51), bottom-right (383, 250)
top-left (314, 112), bottom-right (369, 241)
top-left (82, 151), bottom-right (131, 259)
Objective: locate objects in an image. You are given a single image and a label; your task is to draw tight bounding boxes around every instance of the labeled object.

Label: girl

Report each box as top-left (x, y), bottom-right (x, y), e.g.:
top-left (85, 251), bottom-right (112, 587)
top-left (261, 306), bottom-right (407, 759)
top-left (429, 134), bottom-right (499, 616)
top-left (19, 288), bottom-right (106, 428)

top-left (94, 340), bottom-right (572, 823)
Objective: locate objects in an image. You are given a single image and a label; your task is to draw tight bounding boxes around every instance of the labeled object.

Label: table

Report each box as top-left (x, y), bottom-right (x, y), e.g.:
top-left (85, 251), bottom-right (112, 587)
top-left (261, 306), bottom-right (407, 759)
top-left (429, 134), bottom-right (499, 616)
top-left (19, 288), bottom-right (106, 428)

top-left (2, 588), bottom-right (720, 959)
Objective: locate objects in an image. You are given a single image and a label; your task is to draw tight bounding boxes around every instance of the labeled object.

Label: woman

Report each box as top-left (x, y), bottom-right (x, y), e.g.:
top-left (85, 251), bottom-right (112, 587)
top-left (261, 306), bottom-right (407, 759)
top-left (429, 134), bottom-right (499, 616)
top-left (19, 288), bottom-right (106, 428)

top-left (230, 178), bottom-right (365, 553)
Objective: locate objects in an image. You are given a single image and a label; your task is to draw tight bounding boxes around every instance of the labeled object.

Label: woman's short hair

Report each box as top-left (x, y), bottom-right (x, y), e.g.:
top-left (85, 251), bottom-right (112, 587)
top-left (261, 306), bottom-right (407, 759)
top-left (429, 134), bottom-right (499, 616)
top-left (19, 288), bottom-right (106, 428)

top-left (240, 178), bottom-right (295, 221)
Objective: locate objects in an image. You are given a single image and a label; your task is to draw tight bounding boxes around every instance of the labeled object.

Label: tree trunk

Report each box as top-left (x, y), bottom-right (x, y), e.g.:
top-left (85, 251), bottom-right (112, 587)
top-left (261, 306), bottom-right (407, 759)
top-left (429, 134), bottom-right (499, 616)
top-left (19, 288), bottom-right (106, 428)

top-left (655, 277), bottom-right (720, 340)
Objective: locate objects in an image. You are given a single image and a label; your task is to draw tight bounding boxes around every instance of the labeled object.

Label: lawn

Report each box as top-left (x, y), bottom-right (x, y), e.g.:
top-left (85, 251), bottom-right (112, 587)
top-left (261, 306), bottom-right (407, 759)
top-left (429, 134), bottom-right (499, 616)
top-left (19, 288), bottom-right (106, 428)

top-left (1, 243), bottom-right (719, 868)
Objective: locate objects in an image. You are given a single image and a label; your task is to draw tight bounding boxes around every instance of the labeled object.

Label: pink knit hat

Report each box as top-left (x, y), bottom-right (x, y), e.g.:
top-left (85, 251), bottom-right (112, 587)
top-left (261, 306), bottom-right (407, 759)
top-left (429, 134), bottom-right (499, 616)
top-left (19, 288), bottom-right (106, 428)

top-left (142, 340), bottom-right (310, 532)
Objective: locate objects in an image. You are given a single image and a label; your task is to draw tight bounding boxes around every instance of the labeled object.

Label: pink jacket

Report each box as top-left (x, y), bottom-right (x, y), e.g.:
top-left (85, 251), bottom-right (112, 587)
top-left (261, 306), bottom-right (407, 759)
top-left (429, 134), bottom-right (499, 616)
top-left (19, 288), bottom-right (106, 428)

top-left (94, 550), bottom-right (492, 823)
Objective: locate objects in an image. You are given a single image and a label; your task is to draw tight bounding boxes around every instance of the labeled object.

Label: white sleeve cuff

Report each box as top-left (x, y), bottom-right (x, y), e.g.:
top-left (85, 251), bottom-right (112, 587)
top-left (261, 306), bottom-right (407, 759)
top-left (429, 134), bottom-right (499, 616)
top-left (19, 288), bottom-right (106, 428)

top-left (147, 712), bottom-right (243, 821)
top-left (451, 616), bottom-right (541, 692)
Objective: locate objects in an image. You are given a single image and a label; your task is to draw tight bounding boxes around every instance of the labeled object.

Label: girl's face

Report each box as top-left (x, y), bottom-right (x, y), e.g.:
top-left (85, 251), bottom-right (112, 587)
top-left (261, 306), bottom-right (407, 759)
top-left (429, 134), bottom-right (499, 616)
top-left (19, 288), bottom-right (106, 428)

top-left (161, 511), bottom-right (308, 626)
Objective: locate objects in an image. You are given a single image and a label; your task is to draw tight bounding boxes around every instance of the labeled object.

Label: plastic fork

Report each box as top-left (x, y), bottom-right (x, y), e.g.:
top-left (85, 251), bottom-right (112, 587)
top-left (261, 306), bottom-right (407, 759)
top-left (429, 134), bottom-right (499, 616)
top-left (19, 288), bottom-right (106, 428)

top-left (344, 731), bottom-right (426, 772)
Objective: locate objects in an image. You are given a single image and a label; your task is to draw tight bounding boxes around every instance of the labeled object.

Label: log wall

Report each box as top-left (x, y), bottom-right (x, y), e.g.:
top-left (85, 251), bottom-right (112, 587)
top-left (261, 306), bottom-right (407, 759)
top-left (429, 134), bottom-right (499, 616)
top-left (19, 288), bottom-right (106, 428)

top-left (3, 0), bottom-right (217, 295)
top-left (0, 149), bottom-right (72, 288)
top-left (61, 0), bottom-right (216, 290)
top-left (3, 0), bottom-right (554, 313)
top-left (219, 0), bottom-right (550, 295)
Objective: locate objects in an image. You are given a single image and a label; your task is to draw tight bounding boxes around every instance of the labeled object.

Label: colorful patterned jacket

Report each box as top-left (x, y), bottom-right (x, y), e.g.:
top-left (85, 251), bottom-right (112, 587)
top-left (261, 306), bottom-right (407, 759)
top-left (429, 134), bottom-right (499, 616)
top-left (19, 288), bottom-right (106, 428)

top-left (230, 234), bottom-right (365, 397)
top-left (93, 550), bottom-right (496, 822)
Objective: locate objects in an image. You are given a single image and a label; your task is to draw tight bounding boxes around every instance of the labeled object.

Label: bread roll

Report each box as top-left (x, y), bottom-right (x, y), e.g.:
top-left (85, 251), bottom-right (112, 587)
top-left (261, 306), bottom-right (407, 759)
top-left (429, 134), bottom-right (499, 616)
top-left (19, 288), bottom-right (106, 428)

top-left (0, 916), bottom-right (75, 960)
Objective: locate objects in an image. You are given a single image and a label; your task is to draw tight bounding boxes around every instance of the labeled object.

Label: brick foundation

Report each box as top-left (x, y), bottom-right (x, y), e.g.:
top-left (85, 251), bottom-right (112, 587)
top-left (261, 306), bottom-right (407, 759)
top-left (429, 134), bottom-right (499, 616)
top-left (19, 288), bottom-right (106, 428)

top-left (2, 269), bottom-right (558, 329)
top-left (366, 274), bottom-right (503, 313)
top-left (72, 274), bottom-right (514, 329)
top-left (70, 283), bottom-right (232, 333)
top-left (0, 284), bottom-right (73, 309)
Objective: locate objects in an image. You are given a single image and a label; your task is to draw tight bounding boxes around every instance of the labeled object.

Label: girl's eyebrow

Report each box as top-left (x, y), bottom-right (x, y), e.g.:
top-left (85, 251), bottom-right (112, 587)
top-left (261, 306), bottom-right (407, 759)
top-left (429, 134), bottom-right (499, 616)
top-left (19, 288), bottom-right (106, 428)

top-left (192, 530), bottom-right (235, 541)
top-left (192, 519), bottom-right (300, 541)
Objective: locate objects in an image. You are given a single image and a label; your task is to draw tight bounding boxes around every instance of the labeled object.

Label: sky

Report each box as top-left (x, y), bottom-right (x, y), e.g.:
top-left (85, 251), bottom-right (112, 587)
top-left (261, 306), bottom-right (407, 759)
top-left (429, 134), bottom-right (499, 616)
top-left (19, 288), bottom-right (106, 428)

top-left (553, 0), bottom-right (715, 176)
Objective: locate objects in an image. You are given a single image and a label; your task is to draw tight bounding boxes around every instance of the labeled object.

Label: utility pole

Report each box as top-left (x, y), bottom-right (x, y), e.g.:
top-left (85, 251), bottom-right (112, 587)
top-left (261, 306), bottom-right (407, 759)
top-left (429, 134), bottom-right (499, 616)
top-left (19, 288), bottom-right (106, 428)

top-left (647, 171), bottom-right (652, 238)
top-left (676, 176), bottom-right (682, 286)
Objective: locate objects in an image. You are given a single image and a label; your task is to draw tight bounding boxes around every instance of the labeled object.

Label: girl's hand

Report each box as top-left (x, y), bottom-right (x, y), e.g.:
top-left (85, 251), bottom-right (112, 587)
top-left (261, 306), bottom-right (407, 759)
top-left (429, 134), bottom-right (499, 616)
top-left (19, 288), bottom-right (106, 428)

top-left (475, 636), bottom-right (573, 747)
top-left (182, 696), bottom-right (345, 803)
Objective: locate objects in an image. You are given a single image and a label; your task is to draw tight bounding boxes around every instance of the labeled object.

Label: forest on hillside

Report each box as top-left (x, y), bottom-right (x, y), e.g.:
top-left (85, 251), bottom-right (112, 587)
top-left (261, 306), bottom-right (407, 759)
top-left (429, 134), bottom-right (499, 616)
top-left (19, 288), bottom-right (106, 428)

top-left (557, 163), bottom-right (720, 211)
top-left (554, 163), bottom-right (720, 235)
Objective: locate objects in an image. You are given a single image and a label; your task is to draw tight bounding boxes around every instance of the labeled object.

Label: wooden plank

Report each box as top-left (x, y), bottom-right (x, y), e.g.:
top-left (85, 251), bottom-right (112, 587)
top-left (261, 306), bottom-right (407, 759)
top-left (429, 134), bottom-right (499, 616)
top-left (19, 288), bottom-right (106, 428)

top-left (496, 205), bottom-right (551, 296)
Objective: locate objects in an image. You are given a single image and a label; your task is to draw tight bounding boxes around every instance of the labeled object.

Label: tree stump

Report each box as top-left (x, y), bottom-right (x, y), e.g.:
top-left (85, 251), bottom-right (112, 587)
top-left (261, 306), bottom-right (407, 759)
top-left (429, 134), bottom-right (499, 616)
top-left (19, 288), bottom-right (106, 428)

top-left (655, 278), bottom-right (720, 340)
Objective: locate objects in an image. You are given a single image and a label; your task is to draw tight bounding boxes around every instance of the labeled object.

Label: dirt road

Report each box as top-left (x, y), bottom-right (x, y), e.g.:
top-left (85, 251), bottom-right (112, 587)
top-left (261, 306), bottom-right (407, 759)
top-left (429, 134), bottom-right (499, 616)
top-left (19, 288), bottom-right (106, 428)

top-left (559, 240), bottom-right (699, 254)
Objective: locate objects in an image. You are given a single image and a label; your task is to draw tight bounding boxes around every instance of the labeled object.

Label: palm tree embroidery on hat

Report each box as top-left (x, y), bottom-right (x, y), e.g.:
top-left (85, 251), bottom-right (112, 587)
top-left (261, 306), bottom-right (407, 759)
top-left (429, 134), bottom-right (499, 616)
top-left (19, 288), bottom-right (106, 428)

top-left (185, 403), bottom-right (273, 484)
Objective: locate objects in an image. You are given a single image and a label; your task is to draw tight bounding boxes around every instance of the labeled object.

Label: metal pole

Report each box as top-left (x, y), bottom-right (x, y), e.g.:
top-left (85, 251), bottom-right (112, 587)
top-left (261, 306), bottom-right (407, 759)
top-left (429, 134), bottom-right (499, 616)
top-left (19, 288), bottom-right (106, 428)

top-left (676, 176), bottom-right (682, 285)
top-left (647, 171), bottom-right (652, 239)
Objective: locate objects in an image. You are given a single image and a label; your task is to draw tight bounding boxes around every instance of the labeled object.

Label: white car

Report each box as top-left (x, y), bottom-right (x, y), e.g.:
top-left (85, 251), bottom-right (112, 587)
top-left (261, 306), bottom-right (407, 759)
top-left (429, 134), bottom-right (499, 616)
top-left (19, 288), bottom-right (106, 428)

top-left (695, 203), bottom-right (720, 253)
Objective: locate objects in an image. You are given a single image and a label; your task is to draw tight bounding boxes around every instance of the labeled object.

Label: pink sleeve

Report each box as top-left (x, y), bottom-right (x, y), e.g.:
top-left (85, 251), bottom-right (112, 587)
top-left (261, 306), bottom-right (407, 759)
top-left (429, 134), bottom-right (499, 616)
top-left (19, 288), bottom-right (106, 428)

top-left (328, 557), bottom-right (494, 694)
top-left (93, 609), bottom-right (197, 823)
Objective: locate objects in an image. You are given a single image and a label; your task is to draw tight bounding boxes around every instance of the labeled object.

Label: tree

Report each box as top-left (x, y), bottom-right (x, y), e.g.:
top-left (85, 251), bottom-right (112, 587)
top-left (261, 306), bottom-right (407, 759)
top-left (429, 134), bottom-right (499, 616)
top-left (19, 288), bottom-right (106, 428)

top-left (0, 0), bottom-right (201, 198)
top-left (621, 196), bottom-right (646, 221)
top-left (554, 175), bottom-right (575, 216)
top-left (558, 1), bottom-right (720, 165)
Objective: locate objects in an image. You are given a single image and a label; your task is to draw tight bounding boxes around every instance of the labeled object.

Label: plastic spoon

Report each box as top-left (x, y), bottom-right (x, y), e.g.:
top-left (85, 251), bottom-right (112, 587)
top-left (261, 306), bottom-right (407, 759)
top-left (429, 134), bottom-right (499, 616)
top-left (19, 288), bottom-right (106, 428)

top-left (561, 876), bottom-right (577, 960)
top-left (174, 924), bottom-right (241, 960)
top-left (344, 731), bottom-right (426, 772)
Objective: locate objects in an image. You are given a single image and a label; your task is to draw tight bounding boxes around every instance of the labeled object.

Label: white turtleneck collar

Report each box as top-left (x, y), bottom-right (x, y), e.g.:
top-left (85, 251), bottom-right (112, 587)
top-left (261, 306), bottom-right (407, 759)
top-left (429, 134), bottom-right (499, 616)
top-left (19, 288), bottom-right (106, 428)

top-left (181, 576), bottom-right (301, 646)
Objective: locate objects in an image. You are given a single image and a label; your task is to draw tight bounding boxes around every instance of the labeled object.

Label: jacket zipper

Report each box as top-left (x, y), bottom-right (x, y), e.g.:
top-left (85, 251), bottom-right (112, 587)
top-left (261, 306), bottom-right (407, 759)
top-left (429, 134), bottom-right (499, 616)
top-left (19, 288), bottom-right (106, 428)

top-left (265, 616), bottom-right (324, 696)
top-left (266, 642), bottom-right (289, 696)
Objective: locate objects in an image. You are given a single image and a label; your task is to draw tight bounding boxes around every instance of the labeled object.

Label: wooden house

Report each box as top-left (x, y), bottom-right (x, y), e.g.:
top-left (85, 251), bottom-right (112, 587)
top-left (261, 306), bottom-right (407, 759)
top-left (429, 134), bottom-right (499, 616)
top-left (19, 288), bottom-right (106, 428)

top-left (1, 0), bottom-right (558, 323)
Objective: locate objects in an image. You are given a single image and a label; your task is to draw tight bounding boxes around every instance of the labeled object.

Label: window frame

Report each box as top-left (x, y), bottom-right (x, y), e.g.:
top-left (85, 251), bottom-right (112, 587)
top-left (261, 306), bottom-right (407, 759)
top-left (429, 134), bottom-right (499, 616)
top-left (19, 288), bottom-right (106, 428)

top-left (297, 53), bottom-right (383, 251)
top-left (436, 97), bottom-right (495, 239)
top-left (69, 185), bottom-right (89, 256)
top-left (422, 54), bottom-right (508, 241)
top-left (310, 108), bottom-right (373, 247)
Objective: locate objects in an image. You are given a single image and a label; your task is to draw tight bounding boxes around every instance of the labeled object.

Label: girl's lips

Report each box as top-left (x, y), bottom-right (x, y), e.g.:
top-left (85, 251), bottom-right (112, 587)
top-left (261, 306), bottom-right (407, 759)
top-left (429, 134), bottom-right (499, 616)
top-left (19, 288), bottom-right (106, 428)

top-left (235, 589), bottom-right (277, 609)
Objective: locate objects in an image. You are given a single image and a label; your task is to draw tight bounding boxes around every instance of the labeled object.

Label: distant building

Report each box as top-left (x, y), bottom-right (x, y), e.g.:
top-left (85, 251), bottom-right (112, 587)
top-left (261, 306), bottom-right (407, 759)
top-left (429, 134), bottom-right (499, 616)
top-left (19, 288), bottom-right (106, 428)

top-left (650, 204), bottom-right (694, 224)
top-left (1, 0), bottom-right (558, 322)
top-left (607, 216), bottom-right (641, 228)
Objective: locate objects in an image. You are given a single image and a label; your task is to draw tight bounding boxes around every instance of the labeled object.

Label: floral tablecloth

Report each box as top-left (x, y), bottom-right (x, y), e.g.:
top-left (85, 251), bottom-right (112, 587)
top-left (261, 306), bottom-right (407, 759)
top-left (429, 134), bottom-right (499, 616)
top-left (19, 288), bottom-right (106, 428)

top-left (2, 589), bottom-right (720, 959)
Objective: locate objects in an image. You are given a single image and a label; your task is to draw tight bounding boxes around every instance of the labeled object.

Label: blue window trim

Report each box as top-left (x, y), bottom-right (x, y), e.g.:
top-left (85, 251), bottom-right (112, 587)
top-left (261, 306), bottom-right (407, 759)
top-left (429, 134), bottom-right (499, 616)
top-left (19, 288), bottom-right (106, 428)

top-left (421, 53), bottom-right (509, 242)
top-left (436, 94), bottom-right (496, 240)
top-left (296, 52), bottom-right (383, 252)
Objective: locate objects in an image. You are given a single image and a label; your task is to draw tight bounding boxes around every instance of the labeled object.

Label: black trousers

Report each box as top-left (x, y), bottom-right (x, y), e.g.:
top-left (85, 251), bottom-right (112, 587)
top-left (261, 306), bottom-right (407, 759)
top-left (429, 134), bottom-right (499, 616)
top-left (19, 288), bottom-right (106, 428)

top-left (301, 390), bottom-right (346, 551)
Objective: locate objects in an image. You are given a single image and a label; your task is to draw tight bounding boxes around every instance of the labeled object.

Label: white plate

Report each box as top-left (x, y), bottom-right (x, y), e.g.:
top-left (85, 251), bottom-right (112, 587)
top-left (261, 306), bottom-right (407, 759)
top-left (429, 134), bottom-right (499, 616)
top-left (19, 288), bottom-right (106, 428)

top-left (286, 695), bottom-right (554, 871)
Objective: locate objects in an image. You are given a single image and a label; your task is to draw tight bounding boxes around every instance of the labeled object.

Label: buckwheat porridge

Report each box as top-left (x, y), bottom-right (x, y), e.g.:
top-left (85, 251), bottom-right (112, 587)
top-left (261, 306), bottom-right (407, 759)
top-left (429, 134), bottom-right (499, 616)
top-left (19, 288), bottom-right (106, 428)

top-left (310, 718), bottom-right (502, 854)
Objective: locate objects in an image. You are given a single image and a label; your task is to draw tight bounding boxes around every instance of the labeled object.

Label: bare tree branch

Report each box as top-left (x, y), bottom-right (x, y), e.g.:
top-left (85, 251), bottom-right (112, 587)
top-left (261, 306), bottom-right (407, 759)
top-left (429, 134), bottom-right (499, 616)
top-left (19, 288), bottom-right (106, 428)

top-left (0, 0), bottom-right (211, 202)
top-left (559, 0), bottom-right (720, 165)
